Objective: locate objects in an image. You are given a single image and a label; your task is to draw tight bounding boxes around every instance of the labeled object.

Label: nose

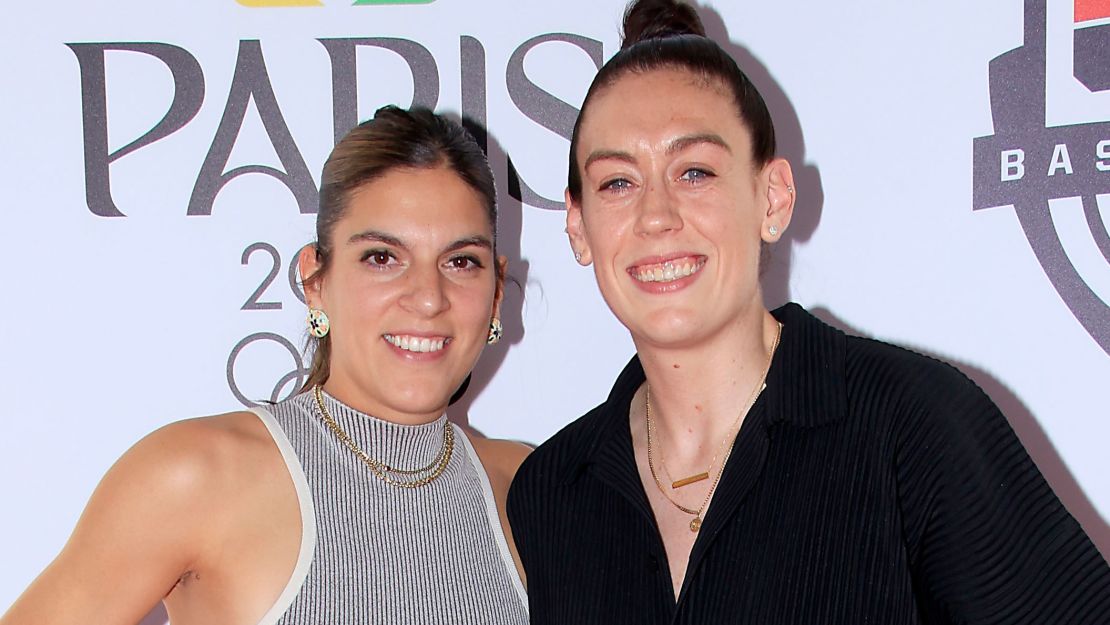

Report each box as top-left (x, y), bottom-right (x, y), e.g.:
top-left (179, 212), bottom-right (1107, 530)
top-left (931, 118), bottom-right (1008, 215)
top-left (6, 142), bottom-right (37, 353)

top-left (634, 178), bottom-right (683, 236)
top-left (398, 263), bottom-right (450, 317)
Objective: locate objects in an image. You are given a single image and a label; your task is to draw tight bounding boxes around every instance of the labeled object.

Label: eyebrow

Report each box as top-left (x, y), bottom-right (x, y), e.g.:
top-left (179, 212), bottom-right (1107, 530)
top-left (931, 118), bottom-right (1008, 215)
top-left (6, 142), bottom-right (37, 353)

top-left (583, 149), bottom-right (636, 171)
top-left (667, 133), bottom-right (731, 155)
top-left (347, 230), bottom-right (493, 253)
top-left (582, 133), bottom-right (732, 171)
top-left (349, 230), bottom-right (404, 247)
top-left (444, 235), bottom-right (493, 253)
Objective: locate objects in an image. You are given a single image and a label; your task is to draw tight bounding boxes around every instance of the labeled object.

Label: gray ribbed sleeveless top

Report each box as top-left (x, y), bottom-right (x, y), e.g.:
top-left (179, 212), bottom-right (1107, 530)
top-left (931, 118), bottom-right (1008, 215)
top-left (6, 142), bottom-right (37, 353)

top-left (248, 390), bottom-right (529, 625)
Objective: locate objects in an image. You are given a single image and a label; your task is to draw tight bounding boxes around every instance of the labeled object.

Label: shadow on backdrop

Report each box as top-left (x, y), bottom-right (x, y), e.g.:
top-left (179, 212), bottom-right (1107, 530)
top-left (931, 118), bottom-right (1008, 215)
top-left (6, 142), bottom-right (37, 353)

top-left (447, 6), bottom-right (826, 439)
top-left (811, 306), bottom-right (1110, 560)
top-left (699, 6), bottom-right (824, 309)
top-left (706, 3), bottom-right (1107, 558)
top-left (446, 120), bottom-right (529, 441)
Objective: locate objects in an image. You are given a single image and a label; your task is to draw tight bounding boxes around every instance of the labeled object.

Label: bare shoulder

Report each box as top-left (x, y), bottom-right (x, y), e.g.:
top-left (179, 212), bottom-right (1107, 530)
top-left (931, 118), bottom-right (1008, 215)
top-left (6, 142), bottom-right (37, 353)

top-left (68, 409), bottom-right (290, 575)
top-left (0, 410), bottom-right (291, 625)
top-left (466, 432), bottom-right (533, 484)
top-left (120, 411), bottom-right (274, 488)
top-left (86, 410), bottom-right (280, 525)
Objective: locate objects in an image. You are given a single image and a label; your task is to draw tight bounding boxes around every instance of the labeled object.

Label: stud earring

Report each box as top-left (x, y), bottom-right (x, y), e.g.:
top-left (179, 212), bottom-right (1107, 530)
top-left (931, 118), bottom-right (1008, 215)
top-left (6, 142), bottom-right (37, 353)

top-left (768, 225), bottom-right (779, 236)
top-left (307, 309), bottom-right (330, 338)
top-left (574, 251), bottom-right (582, 262)
top-left (786, 185), bottom-right (795, 194)
top-left (487, 319), bottom-right (503, 345)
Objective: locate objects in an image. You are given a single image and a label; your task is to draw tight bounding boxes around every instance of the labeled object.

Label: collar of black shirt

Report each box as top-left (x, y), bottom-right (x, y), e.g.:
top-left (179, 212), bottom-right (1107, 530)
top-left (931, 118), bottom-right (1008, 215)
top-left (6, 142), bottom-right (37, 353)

top-left (560, 302), bottom-right (849, 487)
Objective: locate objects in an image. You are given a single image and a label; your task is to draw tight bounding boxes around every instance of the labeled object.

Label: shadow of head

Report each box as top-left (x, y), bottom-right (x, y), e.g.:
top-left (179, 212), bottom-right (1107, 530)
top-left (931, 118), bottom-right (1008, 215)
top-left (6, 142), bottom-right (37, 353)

top-left (696, 5), bottom-right (824, 308)
top-left (445, 117), bottom-right (529, 437)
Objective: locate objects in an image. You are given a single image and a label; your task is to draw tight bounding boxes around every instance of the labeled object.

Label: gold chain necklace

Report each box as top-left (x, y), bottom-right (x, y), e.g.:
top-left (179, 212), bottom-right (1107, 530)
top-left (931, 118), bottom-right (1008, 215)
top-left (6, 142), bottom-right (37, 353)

top-left (644, 322), bottom-right (782, 532)
top-left (654, 415), bottom-right (725, 489)
top-left (312, 385), bottom-right (454, 489)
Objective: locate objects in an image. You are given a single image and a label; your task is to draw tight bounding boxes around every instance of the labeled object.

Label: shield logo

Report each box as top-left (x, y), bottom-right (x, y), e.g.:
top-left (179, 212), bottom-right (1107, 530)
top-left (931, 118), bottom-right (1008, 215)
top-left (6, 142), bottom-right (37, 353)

top-left (972, 0), bottom-right (1110, 356)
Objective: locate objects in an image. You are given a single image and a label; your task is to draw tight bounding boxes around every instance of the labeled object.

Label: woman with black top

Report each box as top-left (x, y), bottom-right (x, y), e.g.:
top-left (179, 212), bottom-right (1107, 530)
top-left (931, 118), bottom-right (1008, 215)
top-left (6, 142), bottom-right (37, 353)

top-left (507, 1), bottom-right (1110, 623)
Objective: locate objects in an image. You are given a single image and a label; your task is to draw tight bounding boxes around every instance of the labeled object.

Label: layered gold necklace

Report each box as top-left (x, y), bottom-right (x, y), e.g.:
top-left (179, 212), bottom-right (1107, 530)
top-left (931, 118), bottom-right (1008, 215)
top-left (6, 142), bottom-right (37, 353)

top-left (645, 322), bottom-right (782, 532)
top-left (312, 385), bottom-right (454, 488)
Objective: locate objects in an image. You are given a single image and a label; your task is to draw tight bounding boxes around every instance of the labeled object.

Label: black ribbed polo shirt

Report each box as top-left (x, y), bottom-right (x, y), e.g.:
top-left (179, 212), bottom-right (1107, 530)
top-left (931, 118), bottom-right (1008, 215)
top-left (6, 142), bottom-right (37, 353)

top-left (507, 304), bottom-right (1110, 624)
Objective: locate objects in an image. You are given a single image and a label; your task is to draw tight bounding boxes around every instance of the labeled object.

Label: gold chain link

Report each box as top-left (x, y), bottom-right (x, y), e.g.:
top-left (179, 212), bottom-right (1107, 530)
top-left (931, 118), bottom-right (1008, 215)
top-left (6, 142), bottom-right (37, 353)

top-left (312, 385), bottom-right (453, 489)
top-left (645, 322), bottom-right (782, 531)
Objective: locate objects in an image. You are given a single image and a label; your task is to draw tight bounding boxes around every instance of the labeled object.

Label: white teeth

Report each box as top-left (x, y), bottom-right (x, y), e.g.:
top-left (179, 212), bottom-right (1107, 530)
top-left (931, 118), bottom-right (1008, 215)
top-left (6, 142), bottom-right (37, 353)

top-left (634, 259), bottom-right (704, 283)
top-left (384, 335), bottom-right (448, 353)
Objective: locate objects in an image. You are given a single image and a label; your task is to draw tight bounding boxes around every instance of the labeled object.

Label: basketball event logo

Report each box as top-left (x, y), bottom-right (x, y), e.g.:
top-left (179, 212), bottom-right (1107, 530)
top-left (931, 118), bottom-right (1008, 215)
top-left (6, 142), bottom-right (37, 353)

top-left (973, 0), bottom-right (1110, 355)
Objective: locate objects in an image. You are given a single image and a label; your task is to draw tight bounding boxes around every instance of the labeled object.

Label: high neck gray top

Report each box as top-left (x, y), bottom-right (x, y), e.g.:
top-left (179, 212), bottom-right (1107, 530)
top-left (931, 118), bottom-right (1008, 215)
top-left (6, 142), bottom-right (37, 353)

top-left (249, 390), bottom-right (528, 624)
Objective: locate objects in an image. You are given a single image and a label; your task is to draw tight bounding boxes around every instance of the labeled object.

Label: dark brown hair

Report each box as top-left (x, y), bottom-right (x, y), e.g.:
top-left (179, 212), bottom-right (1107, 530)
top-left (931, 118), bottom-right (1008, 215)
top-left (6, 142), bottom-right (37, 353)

top-left (567, 0), bottom-right (777, 202)
top-left (300, 106), bottom-right (497, 391)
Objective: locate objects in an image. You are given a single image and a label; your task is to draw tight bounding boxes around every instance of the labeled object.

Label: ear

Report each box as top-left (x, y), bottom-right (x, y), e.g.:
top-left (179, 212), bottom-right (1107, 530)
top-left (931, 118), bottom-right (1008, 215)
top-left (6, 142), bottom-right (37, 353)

top-left (565, 188), bottom-right (593, 265)
top-left (491, 255), bottom-right (508, 320)
top-left (298, 243), bottom-right (325, 309)
top-left (761, 158), bottom-right (795, 243)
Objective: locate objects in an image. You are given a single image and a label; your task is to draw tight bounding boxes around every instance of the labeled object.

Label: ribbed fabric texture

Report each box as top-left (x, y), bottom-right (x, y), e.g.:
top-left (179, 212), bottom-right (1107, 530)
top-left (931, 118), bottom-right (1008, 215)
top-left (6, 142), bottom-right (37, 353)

top-left (508, 303), bottom-right (1110, 624)
top-left (263, 391), bottom-right (528, 624)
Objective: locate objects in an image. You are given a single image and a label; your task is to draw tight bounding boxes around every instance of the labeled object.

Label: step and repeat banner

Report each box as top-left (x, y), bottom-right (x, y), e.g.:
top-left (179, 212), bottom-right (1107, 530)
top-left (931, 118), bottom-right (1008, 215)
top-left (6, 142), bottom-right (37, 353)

top-left (1, 0), bottom-right (1107, 608)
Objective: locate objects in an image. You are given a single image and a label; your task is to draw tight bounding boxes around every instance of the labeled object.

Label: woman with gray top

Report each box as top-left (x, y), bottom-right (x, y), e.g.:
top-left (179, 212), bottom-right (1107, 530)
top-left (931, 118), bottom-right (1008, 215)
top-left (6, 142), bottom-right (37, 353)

top-left (2, 106), bottom-right (530, 625)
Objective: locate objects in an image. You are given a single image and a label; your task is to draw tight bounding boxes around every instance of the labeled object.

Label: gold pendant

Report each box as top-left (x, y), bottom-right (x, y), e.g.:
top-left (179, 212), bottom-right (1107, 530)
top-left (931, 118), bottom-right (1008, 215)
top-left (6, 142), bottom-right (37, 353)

top-left (671, 472), bottom-right (710, 489)
top-left (689, 516), bottom-right (702, 533)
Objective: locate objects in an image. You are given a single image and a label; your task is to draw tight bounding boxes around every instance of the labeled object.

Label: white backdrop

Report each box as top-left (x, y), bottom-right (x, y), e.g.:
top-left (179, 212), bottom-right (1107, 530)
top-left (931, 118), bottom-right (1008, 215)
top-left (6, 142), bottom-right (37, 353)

top-left (2, 0), bottom-right (1108, 610)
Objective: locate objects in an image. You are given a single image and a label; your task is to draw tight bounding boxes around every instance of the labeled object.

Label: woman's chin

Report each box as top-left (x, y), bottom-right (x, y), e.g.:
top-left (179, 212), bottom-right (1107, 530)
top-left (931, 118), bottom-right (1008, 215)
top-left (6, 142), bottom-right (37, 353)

top-left (381, 388), bottom-right (456, 419)
top-left (622, 310), bottom-right (711, 348)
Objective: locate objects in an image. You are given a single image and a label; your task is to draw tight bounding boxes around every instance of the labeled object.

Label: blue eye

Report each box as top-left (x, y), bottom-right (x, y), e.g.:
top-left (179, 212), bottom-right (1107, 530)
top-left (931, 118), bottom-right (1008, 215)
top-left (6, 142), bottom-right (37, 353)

top-left (680, 168), bottom-right (713, 183)
top-left (600, 178), bottom-right (632, 192)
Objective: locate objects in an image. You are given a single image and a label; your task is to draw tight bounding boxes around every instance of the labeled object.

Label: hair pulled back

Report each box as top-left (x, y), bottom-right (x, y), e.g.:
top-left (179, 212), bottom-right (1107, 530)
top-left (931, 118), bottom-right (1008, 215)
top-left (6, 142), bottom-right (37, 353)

top-left (568, 0), bottom-right (777, 202)
top-left (301, 106), bottom-right (496, 391)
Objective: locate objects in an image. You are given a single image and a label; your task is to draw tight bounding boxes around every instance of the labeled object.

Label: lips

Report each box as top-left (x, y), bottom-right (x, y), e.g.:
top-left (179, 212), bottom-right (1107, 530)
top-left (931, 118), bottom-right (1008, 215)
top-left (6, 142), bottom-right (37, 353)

top-left (628, 255), bottom-right (707, 284)
top-left (383, 334), bottom-right (450, 353)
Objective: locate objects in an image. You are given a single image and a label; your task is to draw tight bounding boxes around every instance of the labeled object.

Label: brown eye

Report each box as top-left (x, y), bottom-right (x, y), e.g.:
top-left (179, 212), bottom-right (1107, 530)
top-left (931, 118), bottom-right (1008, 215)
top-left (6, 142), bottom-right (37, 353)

top-left (361, 249), bottom-right (397, 268)
top-left (447, 255), bottom-right (483, 271)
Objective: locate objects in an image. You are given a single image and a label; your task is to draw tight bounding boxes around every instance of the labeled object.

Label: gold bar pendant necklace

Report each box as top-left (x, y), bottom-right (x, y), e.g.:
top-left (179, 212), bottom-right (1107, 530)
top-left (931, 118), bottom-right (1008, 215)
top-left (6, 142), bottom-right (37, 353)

top-left (670, 472), bottom-right (709, 489)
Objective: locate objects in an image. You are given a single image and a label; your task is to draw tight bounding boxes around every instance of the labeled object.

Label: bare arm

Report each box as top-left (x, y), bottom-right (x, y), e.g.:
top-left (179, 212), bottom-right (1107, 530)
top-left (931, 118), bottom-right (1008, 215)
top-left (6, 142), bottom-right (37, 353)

top-left (1, 420), bottom-right (226, 625)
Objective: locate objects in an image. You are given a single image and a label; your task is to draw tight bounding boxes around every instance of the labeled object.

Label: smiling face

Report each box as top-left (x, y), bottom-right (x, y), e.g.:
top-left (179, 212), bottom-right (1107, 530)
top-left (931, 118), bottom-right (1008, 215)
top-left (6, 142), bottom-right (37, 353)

top-left (301, 165), bottom-right (502, 423)
top-left (567, 68), bottom-right (794, 350)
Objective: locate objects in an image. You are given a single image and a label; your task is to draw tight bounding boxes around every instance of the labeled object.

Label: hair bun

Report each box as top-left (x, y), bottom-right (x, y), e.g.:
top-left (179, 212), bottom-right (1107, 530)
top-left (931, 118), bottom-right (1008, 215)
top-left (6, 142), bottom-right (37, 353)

top-left (621, 0), bottom-right (706, 49)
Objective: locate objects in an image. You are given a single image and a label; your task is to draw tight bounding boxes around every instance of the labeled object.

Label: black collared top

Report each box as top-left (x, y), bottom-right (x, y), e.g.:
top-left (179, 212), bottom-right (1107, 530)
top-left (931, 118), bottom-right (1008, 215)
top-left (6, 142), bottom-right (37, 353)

top-left (508, 304), bottom-right (1110, 624)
